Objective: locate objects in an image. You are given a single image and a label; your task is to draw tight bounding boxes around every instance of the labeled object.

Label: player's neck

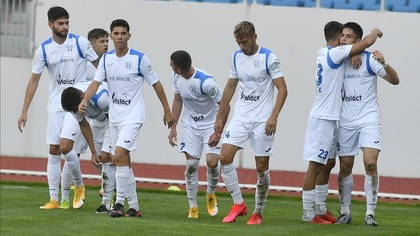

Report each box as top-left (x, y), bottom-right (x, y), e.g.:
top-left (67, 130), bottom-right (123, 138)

top-left (182, 67), bottom-right (195, 79)
top-left (115, 47), bottom-right (129, 57)
top-left (52, 34), bottom-right (67, 45)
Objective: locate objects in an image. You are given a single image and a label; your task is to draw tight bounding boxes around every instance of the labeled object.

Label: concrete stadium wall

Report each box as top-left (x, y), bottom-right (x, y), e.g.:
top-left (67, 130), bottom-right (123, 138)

top-left (1, 0), bottom-right (419, 178)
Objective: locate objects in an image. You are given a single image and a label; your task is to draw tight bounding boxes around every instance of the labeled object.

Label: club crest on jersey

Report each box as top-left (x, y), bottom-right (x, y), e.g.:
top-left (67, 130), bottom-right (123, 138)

top-left (125, 61), bottom-right (132, 69)
top-left (269, 60), bottom-right (281, 73)
top-left (208, 85), bottom-right (220, 98)
top-left (146, 65), bottom-right (154, 74)
top-left (189, 85), bottom-right (198, 94)
top-left (66, 45), bottom-right (73, 52)
top-left (253, 59), bottom-right (262, 68)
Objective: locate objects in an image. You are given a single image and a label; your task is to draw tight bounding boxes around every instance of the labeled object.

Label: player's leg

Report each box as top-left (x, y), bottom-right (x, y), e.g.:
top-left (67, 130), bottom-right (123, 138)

top-left (246, 121), bottom-right (273, 225)
top-left (204, 128), bottom-right (221, 217)
top-left (335, 125), bottom-right (359, 224)
top-left (220, 119), bottom-right (248, 223)
top-left (360, 123), bottom-right (381, 226)
top-left (60, 113), bottom-right (85, 209)
top-left (111, 123), bottom-right (141, 218)
top-left (314, 126), bottom-right (337, 223)
top-left (302, 118), bottom-right (334, 224)
top-left (40, 112), bottom-right (65, 209)
top-left (124, 158), bottom-right (141, 217)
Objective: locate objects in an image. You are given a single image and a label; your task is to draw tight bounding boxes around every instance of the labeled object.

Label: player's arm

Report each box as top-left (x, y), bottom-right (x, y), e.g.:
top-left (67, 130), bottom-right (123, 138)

top-left (265, 77), bottom-right (288, 136)
top-left (168, 93), bottom-right (182, 147)
top-left (78, 117), bottom-right (100, 165)
top-left (349, 28), bottom-right (383, 57)
top-left (372, 50), bottom-right (400, 85)
top-left (152, 81), bottom-right (176, 128)
top-left (79, 80), bottom-right (101, 114)
top-left (18, 73), bottom-right (41, 132)
top-left (214, 78), bottom-right (237, 136)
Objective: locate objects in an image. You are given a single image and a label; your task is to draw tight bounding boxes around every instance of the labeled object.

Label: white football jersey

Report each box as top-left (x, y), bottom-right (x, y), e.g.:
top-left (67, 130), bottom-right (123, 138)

top-left (229, 46), bottom-right (284, 122)
top-left (94, 48), bottom-right (159, 125)
top-left (32, 33), bottom-right (98, 112)
top-left (72, 81), bottom-right (109, 126)
top-left (309, 45), bottom-right (352, 120)
top-left (82, 61), bottom-right (97, 82)
top-left (340, 51), bottom-right (387, 127)
top-left (173, 68), bottom-right (222, 130)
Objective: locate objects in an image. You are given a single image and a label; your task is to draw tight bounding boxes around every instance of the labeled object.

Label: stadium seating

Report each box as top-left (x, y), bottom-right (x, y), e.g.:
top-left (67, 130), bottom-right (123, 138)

top-left (186, 0), bottom-right (241, 3)
top-left (386, 0), bottom-right (420, 13)
top-left (320, 0), bottom-right (381, 11)
top-left (257, 0), bottom-right (316, 7)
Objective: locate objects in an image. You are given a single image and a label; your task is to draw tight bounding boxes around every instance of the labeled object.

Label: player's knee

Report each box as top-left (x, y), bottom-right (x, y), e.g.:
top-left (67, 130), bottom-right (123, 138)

top-left (365, 162), bottom-right (377, 172)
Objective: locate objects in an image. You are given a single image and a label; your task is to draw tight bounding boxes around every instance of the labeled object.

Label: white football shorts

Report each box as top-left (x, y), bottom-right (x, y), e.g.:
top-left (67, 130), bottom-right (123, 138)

top-left (109, 123), bottom-right (142, 155)
top-left (338, 122), bottom-right (382, 156)
top-left (61, 112), bottom-right (87, 154)
top-left (47, 111), bottom-right (66, 145)
top-left (179, 126), bottom-right (221, 159)
top-left (90, 119), bottom-right (111, 155)
top-left (303, 117), bottom-right (337, 164)
top-left (222, 118), bottom-right (274, 157)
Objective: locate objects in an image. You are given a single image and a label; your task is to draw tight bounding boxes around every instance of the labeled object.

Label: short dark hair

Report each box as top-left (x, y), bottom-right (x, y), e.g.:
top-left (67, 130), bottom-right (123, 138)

top-left (234, 21), bottom-right (255, 39)
top-left (110, 19), bottom-right (130, 33)
top-left (61, 87), bottom-right (82, 113)
top-left (47, 6), bottom-right (69, 23)
top-left (170, 50), bottom-right (192, 72)
top-left (88, 28), bottom-right (108, 42)
top-left (324, 21), bottom-right (344, 41)
top-left (343, 22), bottom-right (363, 40)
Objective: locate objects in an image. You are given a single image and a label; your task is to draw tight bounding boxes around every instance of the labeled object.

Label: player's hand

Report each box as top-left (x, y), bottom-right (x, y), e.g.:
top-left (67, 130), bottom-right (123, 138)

top-left (207, 132), bottom-right (221, 147)
top-left (168, 128), bottom-right (177, 147)
top-left (91, 153), bottom-right (101, 166)
top-left (110, 155), bottom-right (116, 166)
top-left (18, 113), bottom-right (27, 133)
top-left (265, 116), bottom-right (277, 136)
top-left (372, 28), bottom-right (383, 38)
top-left (163, 112), bottom-right (176, 129)
top-left (350, 54), bottom-right (362, 70)
top-left (372, 50), bottom-right (385, 65)
top-left (78, 100), bottom-right (88, 115)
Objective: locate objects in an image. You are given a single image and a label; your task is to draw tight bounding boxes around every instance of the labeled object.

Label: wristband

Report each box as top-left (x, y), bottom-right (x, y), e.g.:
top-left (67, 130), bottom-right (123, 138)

top-left (383, 63), bottom-right (389, 68)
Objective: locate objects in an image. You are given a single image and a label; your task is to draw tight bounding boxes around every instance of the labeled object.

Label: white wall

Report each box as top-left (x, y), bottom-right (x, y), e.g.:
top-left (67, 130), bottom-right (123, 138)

top-left (1, 0), bottom-right (419, 178)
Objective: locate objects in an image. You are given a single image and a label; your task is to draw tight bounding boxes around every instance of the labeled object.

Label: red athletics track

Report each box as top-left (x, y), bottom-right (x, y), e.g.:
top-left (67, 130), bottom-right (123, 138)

top-left (1, 155), bottom-right (419, 203)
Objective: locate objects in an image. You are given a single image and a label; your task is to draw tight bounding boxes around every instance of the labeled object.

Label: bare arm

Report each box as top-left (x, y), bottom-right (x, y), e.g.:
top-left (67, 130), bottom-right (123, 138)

top-left (372, 50), bottom-right (400, 85)
top-left (78, 80), bottom-right (101, 114)
top-left (214, 78), bottom-right (237, 136)
top-left (18, 73), bottom-right (41, 132)
top-left (265, 77), bottom-right (288, 136)
top-left (168, 93), bottom-right (182, 147)
top-left (349, 28), bottom-right (383, 57)
top-left (79, 117), bottom-right (100, 165)
top-left (152, 81), bottom-right (176, 128)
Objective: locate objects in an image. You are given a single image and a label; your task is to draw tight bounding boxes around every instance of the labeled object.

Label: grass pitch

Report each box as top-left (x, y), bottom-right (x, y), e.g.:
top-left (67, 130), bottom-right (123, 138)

top-left (0, 181), bottom-right (419, 236)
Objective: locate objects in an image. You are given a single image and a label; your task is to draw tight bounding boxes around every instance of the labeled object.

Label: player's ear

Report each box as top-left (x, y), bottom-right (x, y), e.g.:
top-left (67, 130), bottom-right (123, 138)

top-left (128, 33), bottom-right (131, 40)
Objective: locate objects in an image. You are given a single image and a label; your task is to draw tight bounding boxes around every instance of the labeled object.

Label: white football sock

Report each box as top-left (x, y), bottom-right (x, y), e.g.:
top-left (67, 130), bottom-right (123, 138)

top-left (315, 184), bottom-right (329, 215)
top-left (254, 170), bottom-right (270, 215)
top-left (101, 163), bottom-right (116, 207)
top-left (47, 154), bottom-right (61, 202)
top-left (302, 189), bottom-right (316, 221)
top-left (365, 175), bottom-right (379, 216)
top-left (60, 161), bottom-right (72, 202)
top-left (185, 159), bottom-right (199, 208)
top-left (206, 162), bottom-right (220, 194)
top-left (62, 150), bottom-right (83, 187)
top-left (126, 168), bottom-right (139, 211)
top-left (115, 166), bottom-right (130, 205)
top-left (221, 163), bottom-right (243, 205)
top-left (338, 174), bottom-right (353, 215)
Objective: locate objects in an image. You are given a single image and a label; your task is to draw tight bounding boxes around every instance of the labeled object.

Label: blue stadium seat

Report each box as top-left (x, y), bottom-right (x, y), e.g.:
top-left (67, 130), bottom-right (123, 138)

top-left (321, 0), bottom-right (380, 11)
top-left (386, 0), bottom-right (420, 13)
top-left (186, 0), bottom-right (241, 3)
top-left (257, 0), bottom-right (316, 7)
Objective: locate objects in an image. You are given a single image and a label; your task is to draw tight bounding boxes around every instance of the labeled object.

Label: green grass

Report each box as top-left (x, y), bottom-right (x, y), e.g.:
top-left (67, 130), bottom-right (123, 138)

top-left (1, 181), bottom-right (419, 236)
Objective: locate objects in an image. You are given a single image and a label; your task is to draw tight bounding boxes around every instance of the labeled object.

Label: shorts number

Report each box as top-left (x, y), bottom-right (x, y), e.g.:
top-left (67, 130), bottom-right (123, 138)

top-left (180, 143), bottom-right (185, 150)
top-left (317, 149), bottom-right (329, 159)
